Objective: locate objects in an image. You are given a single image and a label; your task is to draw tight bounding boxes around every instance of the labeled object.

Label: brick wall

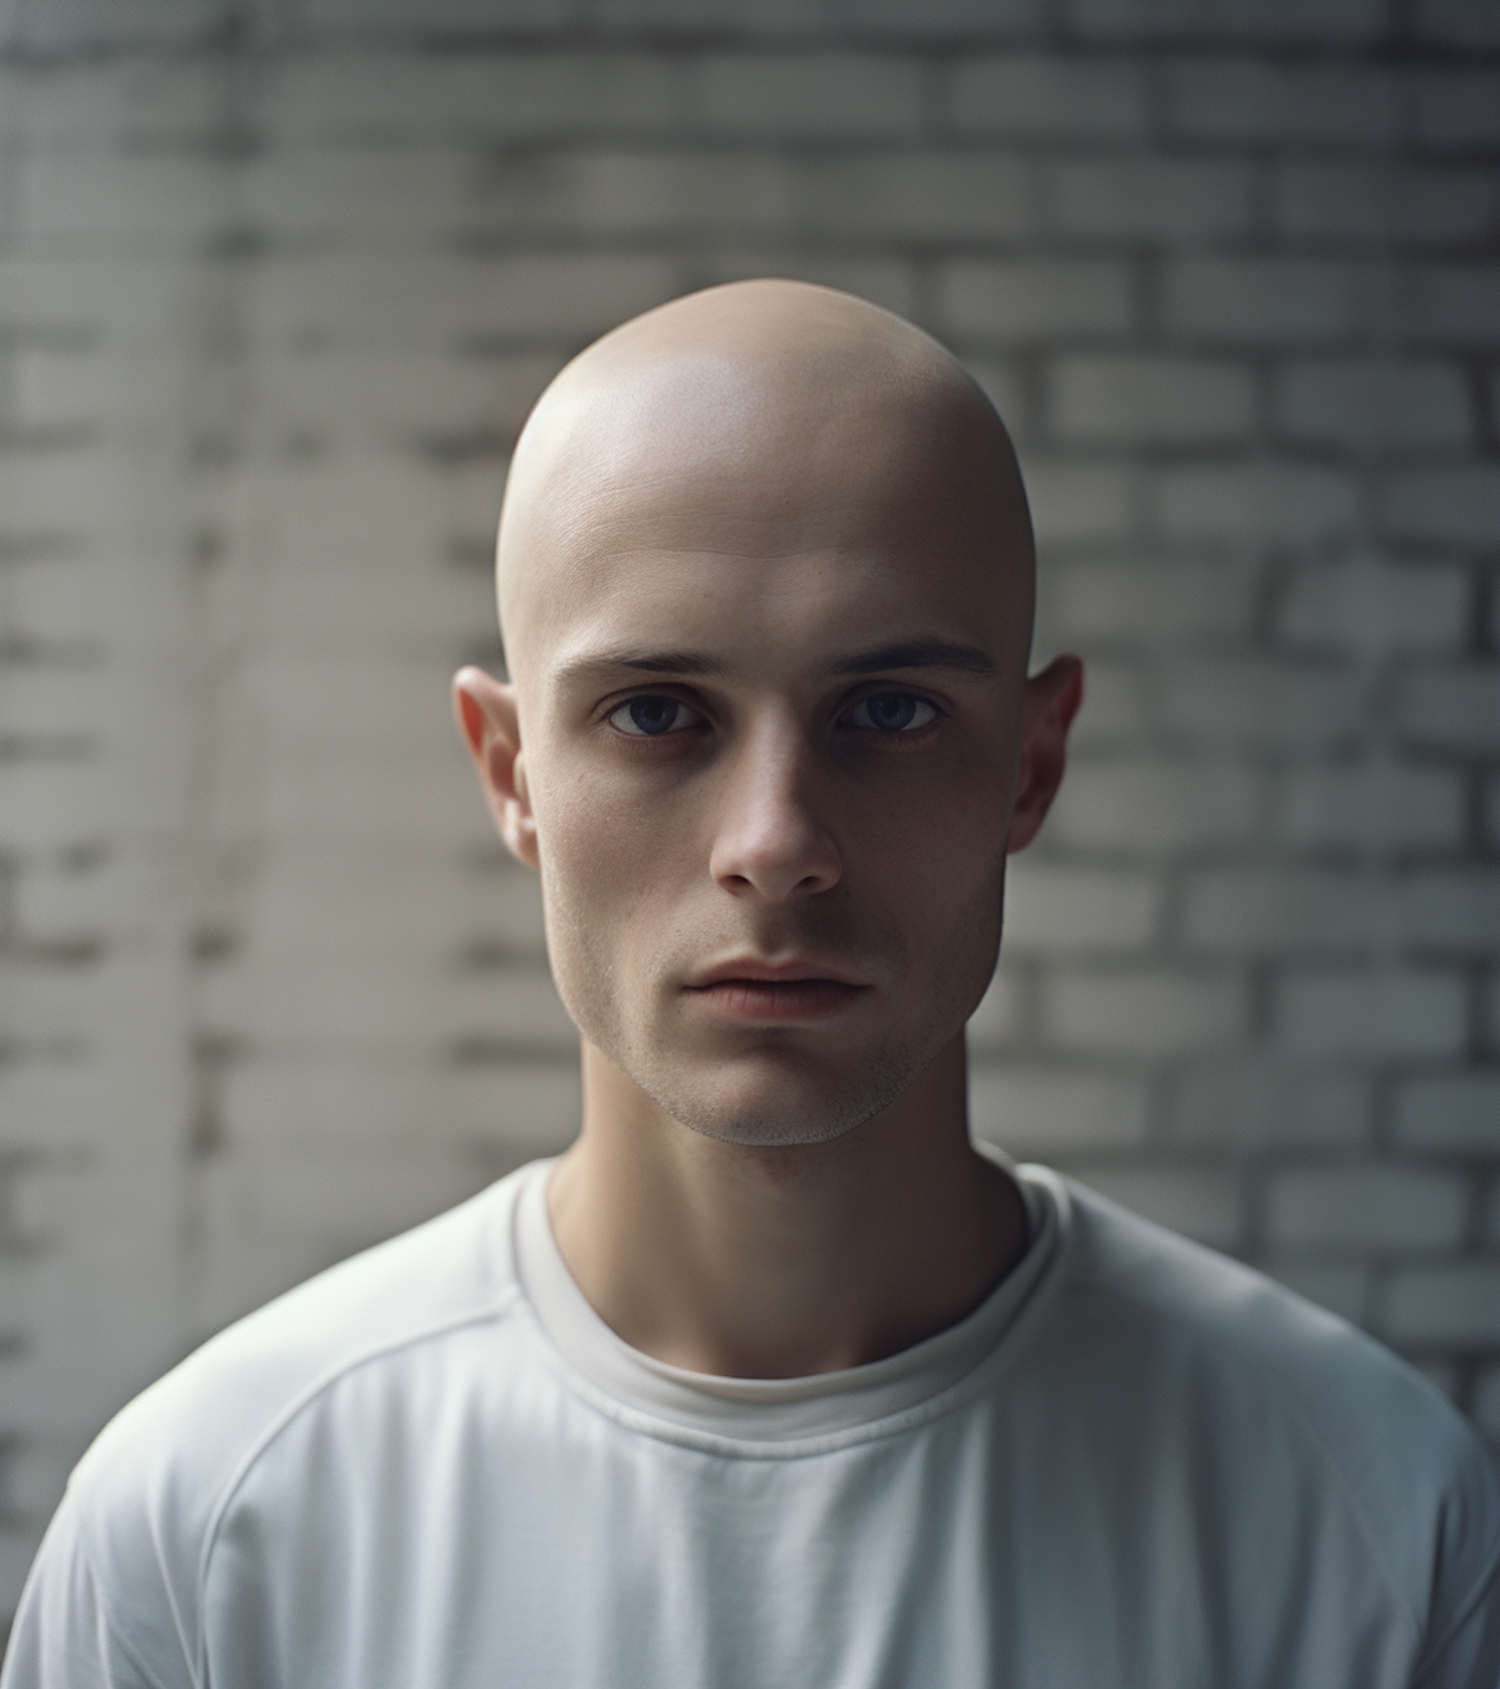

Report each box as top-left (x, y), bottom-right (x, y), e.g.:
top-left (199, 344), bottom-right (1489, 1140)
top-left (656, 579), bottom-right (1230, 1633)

top-left (2, 0), bottom-right (1497, 1628)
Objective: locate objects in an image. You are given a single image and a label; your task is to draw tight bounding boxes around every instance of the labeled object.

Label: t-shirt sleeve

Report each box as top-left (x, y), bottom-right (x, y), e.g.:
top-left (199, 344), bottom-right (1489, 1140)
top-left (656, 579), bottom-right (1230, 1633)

top-left (1, 1499), bottom-right (190, 1689)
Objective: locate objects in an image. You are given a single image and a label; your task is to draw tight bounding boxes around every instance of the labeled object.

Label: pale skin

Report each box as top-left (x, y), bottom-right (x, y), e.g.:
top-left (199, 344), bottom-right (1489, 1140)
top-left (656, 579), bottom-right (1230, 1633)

top-left (455, 280), bottom-right (1082, 1380)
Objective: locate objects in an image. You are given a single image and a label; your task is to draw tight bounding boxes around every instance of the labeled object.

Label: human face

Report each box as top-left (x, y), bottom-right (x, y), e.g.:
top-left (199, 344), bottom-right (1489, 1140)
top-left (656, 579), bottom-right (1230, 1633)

top-left (496, 424), bottom-right (1032, 1148)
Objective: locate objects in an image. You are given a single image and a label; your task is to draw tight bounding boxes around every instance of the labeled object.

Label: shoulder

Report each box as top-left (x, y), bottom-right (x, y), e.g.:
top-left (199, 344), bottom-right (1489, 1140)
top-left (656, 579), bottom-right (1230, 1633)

top-left (19, 1164), bottom-right (537, 1678)
top-left (1024, 1168), bottom-right (1500, 1652)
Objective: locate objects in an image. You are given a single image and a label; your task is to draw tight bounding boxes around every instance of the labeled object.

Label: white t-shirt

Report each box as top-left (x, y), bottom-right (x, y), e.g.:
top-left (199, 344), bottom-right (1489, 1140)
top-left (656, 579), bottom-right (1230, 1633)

top-left (5, 1158), bottom-right (1498, 1689)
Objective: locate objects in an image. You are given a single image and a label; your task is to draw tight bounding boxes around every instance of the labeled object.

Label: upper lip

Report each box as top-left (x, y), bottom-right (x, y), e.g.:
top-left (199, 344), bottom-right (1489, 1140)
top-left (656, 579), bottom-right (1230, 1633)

top-left (688, 957), bottom-right (869, 989)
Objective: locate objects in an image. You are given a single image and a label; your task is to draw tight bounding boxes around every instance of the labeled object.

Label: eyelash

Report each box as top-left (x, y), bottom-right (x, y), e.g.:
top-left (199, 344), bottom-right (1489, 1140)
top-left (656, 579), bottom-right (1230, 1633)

top-left (603, 690), bottom-right (942, 740)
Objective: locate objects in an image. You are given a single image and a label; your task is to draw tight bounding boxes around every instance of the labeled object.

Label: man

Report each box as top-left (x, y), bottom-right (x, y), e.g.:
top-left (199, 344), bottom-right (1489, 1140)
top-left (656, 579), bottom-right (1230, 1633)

top-left (4, 280), bottom-right (1497, 1686)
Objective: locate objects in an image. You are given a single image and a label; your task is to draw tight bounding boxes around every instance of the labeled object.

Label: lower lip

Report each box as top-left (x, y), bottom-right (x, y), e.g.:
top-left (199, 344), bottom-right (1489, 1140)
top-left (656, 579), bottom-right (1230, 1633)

top-left (687, 980), bottom-right (868, 1022)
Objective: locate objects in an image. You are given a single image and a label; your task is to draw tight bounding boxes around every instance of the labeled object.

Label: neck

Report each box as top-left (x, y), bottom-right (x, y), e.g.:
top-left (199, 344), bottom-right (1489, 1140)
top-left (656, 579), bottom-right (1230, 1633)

top-left (545, 1035), bottom-right (1027, 1379)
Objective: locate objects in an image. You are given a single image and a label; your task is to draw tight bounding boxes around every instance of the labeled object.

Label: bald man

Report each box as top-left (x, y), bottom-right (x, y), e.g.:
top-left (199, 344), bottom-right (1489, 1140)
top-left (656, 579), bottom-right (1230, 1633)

top-left (5, 282), bottom-right (1498, 1688)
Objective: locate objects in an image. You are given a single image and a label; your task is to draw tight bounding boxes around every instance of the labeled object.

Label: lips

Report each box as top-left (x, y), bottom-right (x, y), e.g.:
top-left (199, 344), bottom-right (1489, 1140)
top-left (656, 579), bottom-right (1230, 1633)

top-left (685, 958), bottom-right (870, 1022)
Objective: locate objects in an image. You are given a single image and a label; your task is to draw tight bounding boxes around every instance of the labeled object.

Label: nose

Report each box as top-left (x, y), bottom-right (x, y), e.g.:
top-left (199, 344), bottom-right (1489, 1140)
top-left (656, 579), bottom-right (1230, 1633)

top-left (708, 715), bottom-right (842, 903)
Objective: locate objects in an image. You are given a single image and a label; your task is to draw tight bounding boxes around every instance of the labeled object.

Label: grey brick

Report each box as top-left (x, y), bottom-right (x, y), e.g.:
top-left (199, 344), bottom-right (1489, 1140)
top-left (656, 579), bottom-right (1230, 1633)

top-left (1275, 164), bottom-right (1500, 245)
top-left (7, 60), bottom-right (220, 145)
top-left (1267, 1264), bottom-right (1369, 1324)
top-left (1156, 463), bottom-right (1360, 544)
top-left (1383, 468), bottom-right (1500, 549)
top-left (1171, 1064), bottom-right (1369, 1149)
top-left (596, 0), bottom-right (1042, 32)
top-left (1045, 968), bottom-right (1248, 1054)
top-left (265, 52), bottom-right (680, 137)
top-left (1396, 870), bottom-right (1500, 953)
top-left (970, 1067), bottom-right (1149, 1154)
top-left (949, 54), bottom-right (1149, 141)
top-left (1183, 868), bottom-right (1382, 955)
top-left (306, 0), bottom-right (578, 29)
top-left (1474, 1364), bottom-right (1500, 1445)
top-left (966, 969), bottom-right (1025, 1052)
top-left (798, 152), bottom-right (1032, 240)
top-left (1047, 558), bottom-right (1258, 644)
top-left (1268, 1166), bottom-right (1467, 1252)
top-left (1048, 756), bottom-right (1258, 851)
top-left (1386, 1265), bottom-right (1500, 1345)
top-left (1157, 657), bottom-right (1366, 748)
top-left (1019, 461), bottom-right (1136, 544)
top-left (1167, 60), bottom-right (1396, 145)
top-left (1276, 761), bottom-right (1465, 851)
top-left (2, 0), bottom-right (229, 49)
top-left (1164, 258), bottom-right (1356, 344)
top-left (1051, 354), bottom-right (1254, 444)
top-left (1071, 1166), bottom-right (1244, 1248)
top-left (691, 54), bottom-right (924, 138)
top-left (1064, 658), bottom-right (1150, 748)
top-left (1416, 0), bottom-right (1500, 45)
top-left (1276, 360), bottom-right (1471, 452)
top-left (1002, 861), bottom-right (1161, 953)
top-left (1066, 0), bottom-right (1386, 42)
top-left (1395, 666), bottom-right (1500, 752)
top-left (939, 259), bottom-right (1137, 341)
top-left (1394, 1074), bottom-right (1500, 1152)
top-left (1410, 265), bottom-right (1500, 346)
top-left (1414, 71), bottom-right (1500, 147)
top-left (1276, 970), bottom-right (1467, 1057)
top-left (1278, 559), bottom-right (1468, 656)
top-left (1045, 158), bottom-right (1254, 241)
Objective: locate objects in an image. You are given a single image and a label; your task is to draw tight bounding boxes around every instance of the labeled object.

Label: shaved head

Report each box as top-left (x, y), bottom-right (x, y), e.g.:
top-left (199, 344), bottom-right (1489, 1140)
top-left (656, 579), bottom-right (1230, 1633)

top-left (497, 279), bottom-right (1035, 690)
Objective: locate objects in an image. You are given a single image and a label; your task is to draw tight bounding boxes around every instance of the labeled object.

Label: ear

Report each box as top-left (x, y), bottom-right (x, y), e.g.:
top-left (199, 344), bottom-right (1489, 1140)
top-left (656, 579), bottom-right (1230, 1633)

top-left (1006, 654), bottom-right (1084, 856)
top-left (451, 666), bottom-right (539, 870)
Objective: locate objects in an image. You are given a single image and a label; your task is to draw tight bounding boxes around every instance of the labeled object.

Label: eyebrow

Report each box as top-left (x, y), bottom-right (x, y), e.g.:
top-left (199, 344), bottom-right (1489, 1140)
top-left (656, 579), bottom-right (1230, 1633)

top-left (554, 637), bottom-right (999, 689)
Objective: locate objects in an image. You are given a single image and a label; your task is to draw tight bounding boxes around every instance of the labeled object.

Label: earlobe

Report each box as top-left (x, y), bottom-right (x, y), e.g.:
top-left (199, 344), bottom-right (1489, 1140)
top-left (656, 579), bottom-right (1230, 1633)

top-left (1006, 654), bottom-right (1084, 856)
top-left (451, 666), bottom-right (540, 871)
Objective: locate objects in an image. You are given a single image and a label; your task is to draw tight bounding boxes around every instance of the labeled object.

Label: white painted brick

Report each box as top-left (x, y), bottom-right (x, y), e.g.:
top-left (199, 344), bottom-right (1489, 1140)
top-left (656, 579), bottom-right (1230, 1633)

top-left (1017, 461), bottom-right (1135, 545)
top-left (1265, 1263), bottom-right (1369, 1324)
top-left (1171, 1064), bottom-right (1368, 1149)
top-left (0, 665), bottom-right (111, 737)
top-left (595, 0), bottom-right (1041, 31)
top-left (15, 348), bottom-right (176, 430)
top-left (1048, 757), bottom-right (1258, 851)
top-left (966, 967), bottom-right (1026, 1052)
top-left (1393, 1076), bottom-right (1500, 1153)
top-left (1414, 70), bottom-right (1500, 146)
top-left (1394, 665), bottom-right (1500, 752)
top-left (1397, 870), bottom-right (1500, 953)
top-left (1473, 1364), bottom-right (1500, 1445)
top-left (1156, 658), bottom-right (1366, 749)
top-left (1410, 265), bottom-right (1500, 347)
top-left (1166, 60), bottom-right (1395, 144)
top-left (1164, 259), bottom-right (1356, 344)
top-left (1276, 761), bottom-right (1465, 852)
top-left (1385, 1265), bottom-right (1500, 1345)
top-left (949, 54), bottom-right (1148, 140)
top-left (7, 61), bottom-right (220, 145)
top-left (242, 147), bottom-right (472, 241)
top-left (1066, 0), bottom-right (1385, 43)
top-left (1276, 970), bottom-right (1466, 1058)
top-left (264, 52), bottom-right (679, 138)
top-left (0, 765), bottom-right (112, 852)
top-left (1183, 868), bottom-right (1382, 954)
top-left (1268, 1165), bottom-right (1467, 1252)
top-left (15, 859), bottom-right (130, 947)
top-left (1045, 968), bottom-right (1247, 1054)
top-left (1156, 463), bottom-right (1360, 544)
top-left (1275, 164), bottom-right (1499, 245)
top-left (1276, 360), bottom-right (1470, 452)
top-left (969, 1066), bottom-right (1148, 1154)
top-left (1071, 1166), bottom-right (1243, 1249)
top-left (691, 54), bottom-right (923, 138)
top-left (1002, 860), bottom-right (1161, 953)
top-left (0, 255), bottom-right (189, 337)
top-left (0, 446), bottom-right (144, 546)
top-left (938, 259), bottom-right (1137, 341)
top-left (18, 153), bottom-right (229, 243)
top-left (1279, 558), bottom-right (1467, 657)
top-left (1051, 355), bottom-right (1254, 445)
top-left (1044, 159), bottom-right (1254, 241)
top-left (0, 1067), bottom-right (115, 1153)
top-left (1384, 468), bottom-right (1500, 548)
top-left (3, 0), bottom-right (218, 49)
top-left (798, 153), bottom-right (1032, 240)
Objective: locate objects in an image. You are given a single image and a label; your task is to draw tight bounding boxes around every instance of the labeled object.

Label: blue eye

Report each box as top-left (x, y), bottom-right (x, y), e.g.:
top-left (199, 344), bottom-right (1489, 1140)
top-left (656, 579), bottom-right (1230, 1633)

top-left (609, 696), bottom-right (701, 736)
top-left (848, 693), bottom-right (937, 732)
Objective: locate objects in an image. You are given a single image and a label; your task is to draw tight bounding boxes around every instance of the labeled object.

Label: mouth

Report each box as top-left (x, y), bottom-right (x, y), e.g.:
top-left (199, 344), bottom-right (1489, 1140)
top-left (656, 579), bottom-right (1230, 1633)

top-left (684, 958), bottom-right (871, 1023)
